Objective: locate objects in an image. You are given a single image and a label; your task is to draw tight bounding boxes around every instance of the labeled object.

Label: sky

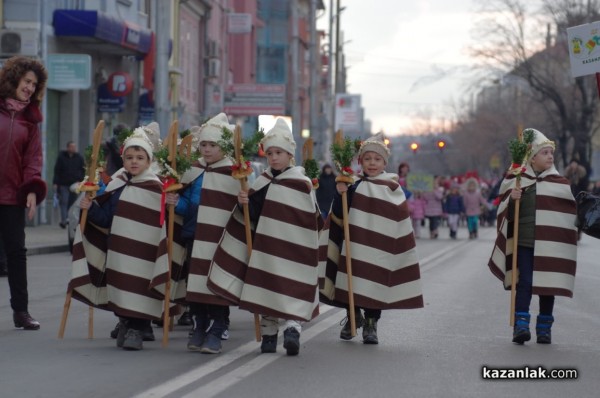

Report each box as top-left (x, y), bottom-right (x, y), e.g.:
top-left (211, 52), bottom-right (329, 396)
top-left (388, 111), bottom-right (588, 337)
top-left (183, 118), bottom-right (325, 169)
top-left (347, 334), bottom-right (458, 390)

top-left (317, 0), bottom-right (480, 135)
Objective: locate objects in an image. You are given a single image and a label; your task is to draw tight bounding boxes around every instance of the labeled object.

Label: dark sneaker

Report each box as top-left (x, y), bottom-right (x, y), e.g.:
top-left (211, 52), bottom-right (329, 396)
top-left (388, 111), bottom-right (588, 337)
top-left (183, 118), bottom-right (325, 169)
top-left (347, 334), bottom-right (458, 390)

top-left (283, 327), bottom-right (300, 356)
top-left (200, 333), bottom-right (222, 354)
top-left (187, 317), bottom-right (207, 351)
top-left (116, 321), bottom-right (128, 348)
top-left (340, 310), bottom-right (364, 340)
top-left (122, 329), bottom-right (143, 350)
top-left (110, 321), bottom-right (121, 339)
top-left (362, 318), bottom-right (379, 345)
top-left (13, 312), bottom-right (40, 330)
top-left (221, 328), bottom-right (230, 340)
top-left (142, 325), bottom-right (155, 341)
top-left (260, 334), bottom-right (278, 353)
top-left (177, 311), bottom-right (193, 326)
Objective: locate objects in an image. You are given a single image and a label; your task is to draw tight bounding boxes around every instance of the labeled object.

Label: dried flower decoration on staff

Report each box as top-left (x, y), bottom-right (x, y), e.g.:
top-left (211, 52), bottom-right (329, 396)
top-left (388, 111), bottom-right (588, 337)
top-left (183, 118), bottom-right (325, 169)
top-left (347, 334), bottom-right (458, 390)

top-left (154, 143), bottom-right (198, 187)
top-left (331, 130), bottom-right (361, 184)
top-left (302, 137), bottom-right (320, 189)
top-left (507, 128), bottom-right (535, 177)
top-left (78, 144), bottom-right (106, 193)
top-left (217, 126), bottom-right (265, 179)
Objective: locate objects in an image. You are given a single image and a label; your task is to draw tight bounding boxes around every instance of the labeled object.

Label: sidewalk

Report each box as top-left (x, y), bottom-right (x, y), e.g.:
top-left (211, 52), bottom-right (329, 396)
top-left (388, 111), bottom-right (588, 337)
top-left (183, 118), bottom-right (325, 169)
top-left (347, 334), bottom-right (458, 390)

top-left (25, 224), bottom-right (70, 255)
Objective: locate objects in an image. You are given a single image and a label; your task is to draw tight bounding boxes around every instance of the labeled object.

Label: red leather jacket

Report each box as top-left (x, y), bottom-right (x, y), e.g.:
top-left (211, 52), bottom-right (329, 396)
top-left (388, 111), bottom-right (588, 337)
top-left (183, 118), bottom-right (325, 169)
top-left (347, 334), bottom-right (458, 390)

top-left (0, 98), bottom-right (47, 206)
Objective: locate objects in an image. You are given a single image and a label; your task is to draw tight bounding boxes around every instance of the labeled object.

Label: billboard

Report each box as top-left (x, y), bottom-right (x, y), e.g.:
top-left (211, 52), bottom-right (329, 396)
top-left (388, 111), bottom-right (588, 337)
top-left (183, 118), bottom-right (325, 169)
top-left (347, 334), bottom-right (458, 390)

top-left (567, 21), bottom-right (600, 78)
top-left (223, 84), bottom-right (286, 116)
top-left (334, 94), bottom-right (362, 134)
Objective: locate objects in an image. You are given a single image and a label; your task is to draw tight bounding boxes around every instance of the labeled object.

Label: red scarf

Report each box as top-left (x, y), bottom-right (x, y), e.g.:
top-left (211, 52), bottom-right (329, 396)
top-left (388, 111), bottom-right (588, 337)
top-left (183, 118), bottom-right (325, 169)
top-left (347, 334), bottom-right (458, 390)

top-left (5, 98), bottom-right (30, 112)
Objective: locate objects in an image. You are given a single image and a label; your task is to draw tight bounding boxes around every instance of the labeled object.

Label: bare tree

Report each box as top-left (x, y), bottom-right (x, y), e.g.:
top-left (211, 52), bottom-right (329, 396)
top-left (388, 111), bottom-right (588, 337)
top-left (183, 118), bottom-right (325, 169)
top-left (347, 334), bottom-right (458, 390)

top-left (469, 0), bottom-right (600, 171)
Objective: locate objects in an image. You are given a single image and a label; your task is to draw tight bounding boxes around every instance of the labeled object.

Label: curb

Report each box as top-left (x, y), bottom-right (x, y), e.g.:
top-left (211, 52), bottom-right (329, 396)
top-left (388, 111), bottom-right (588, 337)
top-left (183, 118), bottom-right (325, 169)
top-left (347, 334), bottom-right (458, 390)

top-left (28, 245), bottom-right (70, 256)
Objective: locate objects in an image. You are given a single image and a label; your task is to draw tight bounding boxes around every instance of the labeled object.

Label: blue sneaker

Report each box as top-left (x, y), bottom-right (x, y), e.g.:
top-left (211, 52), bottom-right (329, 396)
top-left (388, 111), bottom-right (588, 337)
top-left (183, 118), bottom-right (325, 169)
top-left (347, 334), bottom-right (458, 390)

top-left (187, 315), bottom-right (207, 351)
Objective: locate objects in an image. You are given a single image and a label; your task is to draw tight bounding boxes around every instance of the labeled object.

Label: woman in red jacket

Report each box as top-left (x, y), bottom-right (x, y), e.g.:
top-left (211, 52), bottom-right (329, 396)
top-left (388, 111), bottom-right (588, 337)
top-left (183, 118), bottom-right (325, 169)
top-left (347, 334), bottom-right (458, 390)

top-left (0, 56), bottom-right (48, 330)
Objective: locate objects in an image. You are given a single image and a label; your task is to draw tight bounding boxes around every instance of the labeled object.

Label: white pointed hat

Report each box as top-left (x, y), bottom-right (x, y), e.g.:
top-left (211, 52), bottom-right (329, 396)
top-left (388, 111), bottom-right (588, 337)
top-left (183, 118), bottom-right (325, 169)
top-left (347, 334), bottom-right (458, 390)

top-left (260, 118), bottom-right (296, 155)
top-left (197, 112), bottom-right (235, 143)
top-left (528, 128), bottom-right (555, 159)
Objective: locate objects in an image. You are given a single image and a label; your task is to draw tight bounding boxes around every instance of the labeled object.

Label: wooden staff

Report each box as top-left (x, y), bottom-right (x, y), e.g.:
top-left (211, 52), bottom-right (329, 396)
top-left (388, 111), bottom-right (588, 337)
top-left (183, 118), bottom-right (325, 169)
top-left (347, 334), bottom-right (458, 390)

top-left (162, 120), bottom-right (180, 347)
top-left (233, 125), bottom-right (262, 342)
top-left (334, 130), bottom-right (357, 337)
top-left (509, 129), bottom-right (524, 327)
top-left (58, 120), bottom-right (105, 339)
top-left (302, 137), bottom-right (313, 162)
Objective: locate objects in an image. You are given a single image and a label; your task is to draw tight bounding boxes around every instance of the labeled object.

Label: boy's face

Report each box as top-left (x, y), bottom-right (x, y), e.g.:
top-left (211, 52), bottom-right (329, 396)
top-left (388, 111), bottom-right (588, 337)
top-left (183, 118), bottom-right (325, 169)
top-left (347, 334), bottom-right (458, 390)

top-left (266, 146), bottom-right (292, 171)
top-left (360, 151), bottom-right (385, 176)
top-left (530, 146), bottom-right (554, 173)
top-left (200, 141), bottom-right (224, 165)
top-left (122, 147), bottom-right (151, 176)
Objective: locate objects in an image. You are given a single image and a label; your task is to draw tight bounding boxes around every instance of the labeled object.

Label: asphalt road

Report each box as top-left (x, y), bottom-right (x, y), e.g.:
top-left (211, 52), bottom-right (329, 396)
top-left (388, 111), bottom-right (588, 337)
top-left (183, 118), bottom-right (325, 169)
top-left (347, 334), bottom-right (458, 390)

top-left (1, 226), bottom-right (598, 398)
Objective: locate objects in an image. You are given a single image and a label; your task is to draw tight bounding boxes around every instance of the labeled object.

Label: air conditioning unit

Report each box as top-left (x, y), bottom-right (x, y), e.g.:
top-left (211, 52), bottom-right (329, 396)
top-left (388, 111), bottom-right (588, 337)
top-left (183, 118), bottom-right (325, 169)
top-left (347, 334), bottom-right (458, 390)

top-left (0, 30), bottom-right (39, 57)
top-left (208, 59), bottom-right (221, 78)
top-left (206, 40), bottom-right (219, 58)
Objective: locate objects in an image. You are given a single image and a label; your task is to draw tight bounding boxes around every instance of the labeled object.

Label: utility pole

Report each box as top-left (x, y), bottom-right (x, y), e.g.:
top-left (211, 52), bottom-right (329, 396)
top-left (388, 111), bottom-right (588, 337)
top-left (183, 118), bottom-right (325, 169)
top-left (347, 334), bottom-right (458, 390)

top-left (154, 0), bottom-right (170, 137)
top-left (290, 0), bottom-right (301, 160)
top-left (309, 0), bottom-right (319, 158)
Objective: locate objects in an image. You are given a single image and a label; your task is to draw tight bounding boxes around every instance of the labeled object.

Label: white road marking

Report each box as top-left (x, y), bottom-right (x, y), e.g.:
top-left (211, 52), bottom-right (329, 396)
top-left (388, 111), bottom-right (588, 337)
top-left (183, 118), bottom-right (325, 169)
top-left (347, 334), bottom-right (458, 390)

top-left (132, 305), bottom-right (339, 398)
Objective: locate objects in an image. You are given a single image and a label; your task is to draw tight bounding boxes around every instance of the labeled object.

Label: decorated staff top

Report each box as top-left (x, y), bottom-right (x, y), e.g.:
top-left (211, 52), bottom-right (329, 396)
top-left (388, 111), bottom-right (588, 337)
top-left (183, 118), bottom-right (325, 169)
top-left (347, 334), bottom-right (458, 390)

top-left (218, 125), bottom-right (264, 180)
top-left (154, 123), bottom-right (197, 183)
top-left (507, 128), bottom-right (535, 177)
top-left (302, 138), bottom-right (320, 189)
top-left (331, 130), bottom-right (361, 184)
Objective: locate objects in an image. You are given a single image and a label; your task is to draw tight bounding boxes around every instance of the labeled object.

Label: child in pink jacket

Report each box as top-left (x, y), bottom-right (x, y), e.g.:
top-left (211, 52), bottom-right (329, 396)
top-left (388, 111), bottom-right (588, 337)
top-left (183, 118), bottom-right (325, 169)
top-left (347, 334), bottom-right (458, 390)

top-left (409, 191), bottom-right (426, 239)
top-left (462, 178), bottom-right (488, 239)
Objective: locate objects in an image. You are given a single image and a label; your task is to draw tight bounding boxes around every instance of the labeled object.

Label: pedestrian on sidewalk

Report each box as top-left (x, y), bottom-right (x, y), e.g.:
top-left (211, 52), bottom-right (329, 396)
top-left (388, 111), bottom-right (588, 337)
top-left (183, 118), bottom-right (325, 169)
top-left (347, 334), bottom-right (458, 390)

top-left (166, 113), bottom-right (240, 355)
top-left (71, 128), bottom-right (169, 350)
top-left (53, 141), bottom-right (84, 228)
top-left (322, 133), bottom-right (424, 345)
top-left (462, 178), bottom-right (488, 239)
top-left (0, 56), bottom-right (48, 330)
top-left (209, 118), bottom-right (322, 356)
top-left (488, 129), bottom-right (578, 345)
top-left (443, 182), bottom-right (465, 239)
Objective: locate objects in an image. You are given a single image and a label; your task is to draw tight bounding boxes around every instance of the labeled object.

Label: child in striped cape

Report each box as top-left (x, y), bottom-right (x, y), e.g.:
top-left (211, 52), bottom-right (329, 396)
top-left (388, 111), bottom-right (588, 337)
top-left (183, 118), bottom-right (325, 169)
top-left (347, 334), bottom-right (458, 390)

top-left (165, 113), bottom-right (240, 354)
top-left (322, 133), bottom-right (424, 344)
top-left (73, 128), bottom-right (169, 350)
top-left (210, 118), bottom-right (322, 356)
top-left (488, 129), bottom-right (578, 345)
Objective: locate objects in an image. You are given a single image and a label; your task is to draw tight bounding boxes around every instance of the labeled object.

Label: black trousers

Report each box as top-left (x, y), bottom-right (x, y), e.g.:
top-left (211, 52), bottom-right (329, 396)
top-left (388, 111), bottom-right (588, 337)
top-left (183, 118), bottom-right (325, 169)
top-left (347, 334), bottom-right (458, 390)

top-left (0, 206), bottom-right (28, 312)
top-left (515, 246), bottom-right (555, 316)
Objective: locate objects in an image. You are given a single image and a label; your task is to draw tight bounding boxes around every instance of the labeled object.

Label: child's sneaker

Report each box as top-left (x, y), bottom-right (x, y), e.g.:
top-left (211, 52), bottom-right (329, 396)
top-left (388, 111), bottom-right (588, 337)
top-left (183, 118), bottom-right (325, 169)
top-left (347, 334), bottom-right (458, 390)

top-left (260, 334), bottom-right (278, 353)
top-left (283, 327), bottom-right (300, 356)
top-left (116, 321), bottom-right (128, 348)
top-left (142, 324), bottom-right (155, 341)
top-left (221, 328), bottom-right (229, 340)
top-left (200, 333), bottom-right (222, 354)
top-left (339, 310), bottom-right (364, 340)
top-left (187, 316), bottom-right (207, 351)
top-left (122, 329), bottom-right (143, 350)
top-left (362, 318), bottom-right (379, 345)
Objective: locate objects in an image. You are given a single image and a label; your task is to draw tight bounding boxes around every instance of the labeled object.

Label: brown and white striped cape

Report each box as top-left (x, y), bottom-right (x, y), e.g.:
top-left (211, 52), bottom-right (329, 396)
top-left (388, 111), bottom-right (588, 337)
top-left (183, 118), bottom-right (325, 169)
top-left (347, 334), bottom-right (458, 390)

top-left (172, 157), bottom-right (240, 305)
top-left (207, 166), bottom-right (322, 322)
top-left (319, 172), bottom-right (424, 310)
top-left (69, 168), bottom-right (169, 320)
top-left (488, 165), bottom-right (578, 297)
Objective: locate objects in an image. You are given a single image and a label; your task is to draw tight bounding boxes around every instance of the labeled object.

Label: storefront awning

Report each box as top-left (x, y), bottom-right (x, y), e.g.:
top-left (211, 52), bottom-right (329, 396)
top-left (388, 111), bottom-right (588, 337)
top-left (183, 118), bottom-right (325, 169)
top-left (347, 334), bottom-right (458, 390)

top-left (53, 10), bottom-right (152, 56)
